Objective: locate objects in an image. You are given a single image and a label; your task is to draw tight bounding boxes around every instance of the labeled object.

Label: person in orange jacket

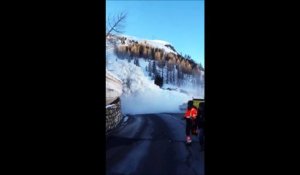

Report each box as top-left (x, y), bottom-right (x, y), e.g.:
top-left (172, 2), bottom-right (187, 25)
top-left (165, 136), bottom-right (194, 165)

top-left (184, 100), bottom-right (198, 144)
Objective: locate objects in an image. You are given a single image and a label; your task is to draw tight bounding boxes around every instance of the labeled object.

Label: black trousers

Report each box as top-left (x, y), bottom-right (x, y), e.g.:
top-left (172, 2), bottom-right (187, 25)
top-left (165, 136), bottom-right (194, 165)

top-left (186, 118), bottom-right (193, 137)
top-left (192, 120), bottom-right (198, 134)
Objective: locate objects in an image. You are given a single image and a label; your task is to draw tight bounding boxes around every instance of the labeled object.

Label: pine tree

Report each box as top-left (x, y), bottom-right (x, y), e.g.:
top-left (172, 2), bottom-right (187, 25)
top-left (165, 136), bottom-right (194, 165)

top-left (152, 60), bottom-right (157, 76)
top-left (148, 60), bottom-right (152, 76)
top-left (154, 75), bottom-right (163, 88)
top-left (173, 65), bottom-right (176, 84)
top-left (177, 67), bottom-right (181, 87)
top-left (136, 58), bottom-right (140, 67)
top-left (139, 45), bottom-right (144, 58)
top-left (166, 66), bottom-right (169, 84)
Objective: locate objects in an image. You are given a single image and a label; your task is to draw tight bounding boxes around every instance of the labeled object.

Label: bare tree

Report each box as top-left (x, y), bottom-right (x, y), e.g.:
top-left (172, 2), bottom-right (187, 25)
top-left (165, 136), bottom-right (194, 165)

top-left (106, 12), bottom-right (127, 38)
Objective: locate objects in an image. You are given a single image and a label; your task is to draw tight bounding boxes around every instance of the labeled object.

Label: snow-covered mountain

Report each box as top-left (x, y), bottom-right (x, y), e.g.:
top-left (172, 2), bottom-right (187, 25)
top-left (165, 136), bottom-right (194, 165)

top-left (106, 34), bottom-right (204, 114)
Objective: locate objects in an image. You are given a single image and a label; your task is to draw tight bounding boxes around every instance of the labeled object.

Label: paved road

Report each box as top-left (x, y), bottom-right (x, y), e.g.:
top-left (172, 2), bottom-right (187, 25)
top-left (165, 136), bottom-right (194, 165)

top-left (106, 113), bottom-right (204, 175)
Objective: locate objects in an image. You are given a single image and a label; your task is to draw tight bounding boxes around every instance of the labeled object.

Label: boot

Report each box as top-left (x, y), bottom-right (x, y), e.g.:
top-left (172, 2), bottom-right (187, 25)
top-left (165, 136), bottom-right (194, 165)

top-left (186, 136), bottom-right (192, 143)
top-left (192, 129), bottom-right (198, 135)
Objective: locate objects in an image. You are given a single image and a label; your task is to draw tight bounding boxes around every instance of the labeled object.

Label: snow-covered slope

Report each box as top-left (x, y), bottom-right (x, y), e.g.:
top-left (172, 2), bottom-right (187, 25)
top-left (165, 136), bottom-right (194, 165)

top-left (106, 69), bottom-right (122, 105)
top-left (116, 34), bottom-right (178, 54)
top-left (106, 35), bottom-right (204, 114)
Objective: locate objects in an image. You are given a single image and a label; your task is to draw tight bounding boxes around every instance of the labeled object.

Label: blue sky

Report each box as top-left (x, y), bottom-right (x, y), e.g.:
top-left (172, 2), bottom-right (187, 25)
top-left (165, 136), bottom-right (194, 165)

top-left (106, 0), bottom-right (204, 66)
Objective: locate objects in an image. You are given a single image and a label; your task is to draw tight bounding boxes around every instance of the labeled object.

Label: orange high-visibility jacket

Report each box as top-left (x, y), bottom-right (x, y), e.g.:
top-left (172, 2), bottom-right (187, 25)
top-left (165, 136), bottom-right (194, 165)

top-left (184, 107), bottom-right (198, 119)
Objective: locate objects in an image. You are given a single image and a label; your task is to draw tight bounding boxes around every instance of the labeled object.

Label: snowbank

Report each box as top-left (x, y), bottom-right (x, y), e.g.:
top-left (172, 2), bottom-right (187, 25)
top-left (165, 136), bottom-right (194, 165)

top-left (106, 69), bottom-right (122, 105)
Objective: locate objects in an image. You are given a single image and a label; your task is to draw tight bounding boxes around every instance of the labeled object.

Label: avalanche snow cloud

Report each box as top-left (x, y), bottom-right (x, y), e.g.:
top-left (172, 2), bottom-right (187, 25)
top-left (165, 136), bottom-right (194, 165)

top-left (106, 36), bottom-right (204, 115)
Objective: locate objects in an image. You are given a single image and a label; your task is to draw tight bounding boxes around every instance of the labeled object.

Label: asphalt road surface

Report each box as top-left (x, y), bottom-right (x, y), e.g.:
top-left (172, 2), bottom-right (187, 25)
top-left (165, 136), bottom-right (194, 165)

top-left (106, 113), bottom-right (204, 175)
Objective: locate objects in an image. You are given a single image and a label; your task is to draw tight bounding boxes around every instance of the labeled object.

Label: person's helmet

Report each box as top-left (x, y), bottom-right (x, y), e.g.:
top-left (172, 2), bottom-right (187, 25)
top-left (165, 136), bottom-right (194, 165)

top-left (187, 100), bottom-right (193, 110)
